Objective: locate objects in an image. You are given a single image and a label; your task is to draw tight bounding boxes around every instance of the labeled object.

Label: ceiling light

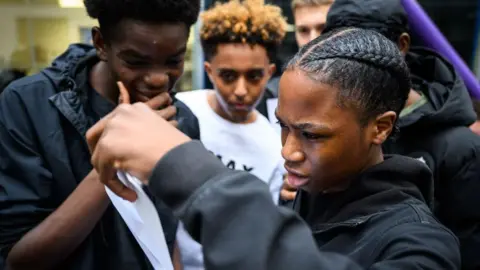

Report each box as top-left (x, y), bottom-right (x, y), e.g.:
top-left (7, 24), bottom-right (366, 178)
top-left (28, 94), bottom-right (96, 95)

top-left (58, 0), bottom-right (83, 8)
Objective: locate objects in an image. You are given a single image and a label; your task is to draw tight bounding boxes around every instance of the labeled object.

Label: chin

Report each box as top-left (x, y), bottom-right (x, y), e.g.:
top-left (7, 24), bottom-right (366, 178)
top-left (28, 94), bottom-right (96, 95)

top-left (226, 110), bottom-right (248, 121)
top-left (230, 115), bottom-right (249, 123)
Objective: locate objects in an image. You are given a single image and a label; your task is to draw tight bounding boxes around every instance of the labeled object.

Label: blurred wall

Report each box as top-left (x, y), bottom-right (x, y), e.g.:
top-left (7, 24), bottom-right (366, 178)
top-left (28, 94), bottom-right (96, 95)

top-left (0, 4), bottom-right (96, 73)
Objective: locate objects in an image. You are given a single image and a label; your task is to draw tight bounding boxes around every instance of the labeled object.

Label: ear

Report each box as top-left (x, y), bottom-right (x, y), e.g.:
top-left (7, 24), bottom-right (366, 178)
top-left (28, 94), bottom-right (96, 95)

top-left (371, 111), bottom-right (397, 145)
top-left (92, 27), bottom-right (108, 62)
top-left (204, 61), bottom-right (215, 83)
top-left (267, 64), bottom-right (276, 80)
top-left (397, 33), bottom-right (411, 55)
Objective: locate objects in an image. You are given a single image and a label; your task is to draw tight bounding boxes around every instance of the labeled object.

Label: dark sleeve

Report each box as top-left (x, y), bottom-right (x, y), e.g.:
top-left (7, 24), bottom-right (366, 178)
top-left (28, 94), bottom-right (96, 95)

top-left (0, 87), bottom-right (54, 260)
top-left (441, 155), bottom-right (480, 270)
top-left (173, 98), bottom-right (200, 140)
top-left (371, 222), bottom-right (460, 269)
top-left (147, 141), bottom-right (362, 270)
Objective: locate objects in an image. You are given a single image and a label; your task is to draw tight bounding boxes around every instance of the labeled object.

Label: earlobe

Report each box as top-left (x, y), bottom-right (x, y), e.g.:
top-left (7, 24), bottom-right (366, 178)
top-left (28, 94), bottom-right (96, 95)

top-left (268, 64), bottom-right (277, 78)
top-left (372, 111), bottom-right (397, 145)
top-left (398, 33), bottom-right (411, 55)
top-left (204, 62), bottom-right (214, 83)
top-left (92, 27), bottom-right (108, 62)
top-left (204, 62), bottom-right (211, 75)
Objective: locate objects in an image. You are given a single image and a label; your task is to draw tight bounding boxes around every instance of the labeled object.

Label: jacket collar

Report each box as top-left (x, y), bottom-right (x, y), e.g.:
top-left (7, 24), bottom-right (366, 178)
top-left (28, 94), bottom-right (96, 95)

top-left (48, 50), bottom-right (99, 137)
top-left (294, 155), bottom-right (433, 230)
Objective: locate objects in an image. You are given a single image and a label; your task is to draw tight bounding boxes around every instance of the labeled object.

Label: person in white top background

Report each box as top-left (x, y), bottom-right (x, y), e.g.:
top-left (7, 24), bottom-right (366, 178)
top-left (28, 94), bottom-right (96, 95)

top-left (174, 0), bottom-right (288, 269)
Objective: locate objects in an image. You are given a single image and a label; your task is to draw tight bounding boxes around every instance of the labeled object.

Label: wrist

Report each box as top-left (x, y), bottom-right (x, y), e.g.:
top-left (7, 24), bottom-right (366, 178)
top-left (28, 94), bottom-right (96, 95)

top-left (85, 169), bottom-right (109, 198)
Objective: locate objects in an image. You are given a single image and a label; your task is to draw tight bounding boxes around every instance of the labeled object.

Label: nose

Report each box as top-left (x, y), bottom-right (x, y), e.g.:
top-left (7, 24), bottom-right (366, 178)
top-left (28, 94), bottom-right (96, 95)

top-left (308, 30), bottom-right (321, 44)
top-left (281, 133), bottom-right (305, 164)
top-left (233, 77), bottom-right (247, 100)
top-left (145, 70), bottom-right (169, 91)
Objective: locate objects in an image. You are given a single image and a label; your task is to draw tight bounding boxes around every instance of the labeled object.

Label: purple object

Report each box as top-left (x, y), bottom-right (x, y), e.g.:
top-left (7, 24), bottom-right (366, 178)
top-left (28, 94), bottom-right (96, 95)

top-left (402, 0), bottom-right (480, 99)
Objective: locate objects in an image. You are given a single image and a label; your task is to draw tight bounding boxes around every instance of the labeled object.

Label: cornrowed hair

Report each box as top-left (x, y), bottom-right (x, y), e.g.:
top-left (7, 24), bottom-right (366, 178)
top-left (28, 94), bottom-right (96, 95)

top-left (287, 27), bottom-right (411, 135)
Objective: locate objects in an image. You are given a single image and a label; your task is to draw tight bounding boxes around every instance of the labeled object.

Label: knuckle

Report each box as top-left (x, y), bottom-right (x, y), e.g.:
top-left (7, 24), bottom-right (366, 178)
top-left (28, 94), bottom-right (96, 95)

top-left (169, 105), bottom-right (177, 115)
top-left (117, 103), bottom-right (131, 113)
top-left (85, 129), bottom-right (93, 141)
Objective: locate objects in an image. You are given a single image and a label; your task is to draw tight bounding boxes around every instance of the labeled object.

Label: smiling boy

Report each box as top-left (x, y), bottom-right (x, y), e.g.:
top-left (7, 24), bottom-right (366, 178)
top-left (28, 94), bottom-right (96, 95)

top-left (0, 0), bottom-right (200, 269)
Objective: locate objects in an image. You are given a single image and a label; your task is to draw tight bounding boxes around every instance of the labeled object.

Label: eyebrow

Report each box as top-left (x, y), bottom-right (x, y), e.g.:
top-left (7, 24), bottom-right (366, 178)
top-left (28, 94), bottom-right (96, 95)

top-left (117, 49), bottom-right (150, 60)
top-left (275, 111), bottom-right (332, 131)
top-left (171, 46), bottom-right (187, 57)
top-left (296, 23), bottom-right (325, 29)
top-left (117, 46), bottom-right (187, 59)
top-left (217, 68), bottom-right (265, 72)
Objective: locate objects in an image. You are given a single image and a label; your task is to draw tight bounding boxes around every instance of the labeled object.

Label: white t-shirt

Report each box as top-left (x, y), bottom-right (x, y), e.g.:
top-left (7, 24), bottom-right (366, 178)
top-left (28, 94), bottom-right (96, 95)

top-left (175, 90), bottom-right (285, 270)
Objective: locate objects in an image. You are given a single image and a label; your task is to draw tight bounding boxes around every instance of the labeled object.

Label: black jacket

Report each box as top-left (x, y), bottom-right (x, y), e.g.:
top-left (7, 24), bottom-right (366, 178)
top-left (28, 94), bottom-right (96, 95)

top-left (0, 44), bottom-right (200, 269)
top-left (256, 76), bottom-right (280, 121)
top-left (148, 141), bottom-right (460, 269)
top-left (383, 47), bottom-right (480, 269)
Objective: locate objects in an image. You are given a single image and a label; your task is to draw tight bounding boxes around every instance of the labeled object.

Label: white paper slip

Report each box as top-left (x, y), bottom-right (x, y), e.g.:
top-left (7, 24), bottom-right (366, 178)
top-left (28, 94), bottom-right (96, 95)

top-left (105, 171), bottom-right (174, 270)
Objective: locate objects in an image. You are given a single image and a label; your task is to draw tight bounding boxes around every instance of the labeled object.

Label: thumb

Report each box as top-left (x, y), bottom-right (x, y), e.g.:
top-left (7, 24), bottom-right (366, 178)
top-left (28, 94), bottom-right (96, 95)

top-left (117, 81), bottom-right (131, 104)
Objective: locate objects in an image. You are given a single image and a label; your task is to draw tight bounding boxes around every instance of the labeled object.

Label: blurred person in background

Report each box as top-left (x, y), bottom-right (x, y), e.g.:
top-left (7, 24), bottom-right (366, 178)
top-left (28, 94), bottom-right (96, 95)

top-left (175, 0), bottom-right (287, 268)
top-left (280, 0), bottom-right (480, 268)
top-left (256, 0), bottom-right (334, 133)
top-left (0, 0), bottom-right (201, 269)
top-left (292, 0), bottom-right (334, 47)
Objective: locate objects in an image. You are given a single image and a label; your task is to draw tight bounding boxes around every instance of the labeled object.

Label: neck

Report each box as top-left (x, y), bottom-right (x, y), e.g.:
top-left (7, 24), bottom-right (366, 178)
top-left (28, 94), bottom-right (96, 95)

top-left (90, 61), bottom-right (118, 104)
top-left (207, 91), bottom-right (256, 124)
top-left (322, 145), bottom-right (384, 194)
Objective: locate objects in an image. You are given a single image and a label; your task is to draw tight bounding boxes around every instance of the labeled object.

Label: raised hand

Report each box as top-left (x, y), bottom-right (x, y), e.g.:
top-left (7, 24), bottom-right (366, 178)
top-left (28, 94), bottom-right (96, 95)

top-left (117, 82), bottom-right (178, 127)
top-left (86, 99), bottom-right (190, 202)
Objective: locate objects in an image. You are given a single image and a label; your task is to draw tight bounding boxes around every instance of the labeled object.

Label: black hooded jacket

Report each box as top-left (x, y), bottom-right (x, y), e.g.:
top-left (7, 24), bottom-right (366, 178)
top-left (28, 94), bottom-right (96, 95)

top-left (144, 141), bottom-right (460, 269)
top-left (0, 44), bottom-right (200, 269)
top-left (383, 47), bottom-right (480, 269)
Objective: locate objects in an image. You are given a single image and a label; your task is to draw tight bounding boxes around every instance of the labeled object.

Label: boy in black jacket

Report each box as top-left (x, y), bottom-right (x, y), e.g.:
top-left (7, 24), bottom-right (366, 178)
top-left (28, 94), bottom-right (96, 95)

top-left (312, 1), bottom-right (480, 268)
top-left (88, 28), bottom-right (460, 270)
top-left (0, 0), bottom-right (200, 269)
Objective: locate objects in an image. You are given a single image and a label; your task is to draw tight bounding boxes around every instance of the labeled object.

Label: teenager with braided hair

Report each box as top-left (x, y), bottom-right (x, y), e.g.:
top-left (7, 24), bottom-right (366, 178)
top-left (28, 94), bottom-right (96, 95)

top-left (278, 1), bottom-right (480, 268)
top-left (87, 27), bottom-right (460, 269)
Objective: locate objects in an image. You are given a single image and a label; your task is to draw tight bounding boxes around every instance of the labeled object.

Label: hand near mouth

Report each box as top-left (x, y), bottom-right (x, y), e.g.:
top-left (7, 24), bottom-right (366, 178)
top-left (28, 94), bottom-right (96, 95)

top-left (117, 82), bottom-right (178, 127)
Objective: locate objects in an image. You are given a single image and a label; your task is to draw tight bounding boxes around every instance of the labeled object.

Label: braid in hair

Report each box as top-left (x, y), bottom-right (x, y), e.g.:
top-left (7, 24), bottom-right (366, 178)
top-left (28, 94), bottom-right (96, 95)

top-left (286, 27), bottom-right (411, 136)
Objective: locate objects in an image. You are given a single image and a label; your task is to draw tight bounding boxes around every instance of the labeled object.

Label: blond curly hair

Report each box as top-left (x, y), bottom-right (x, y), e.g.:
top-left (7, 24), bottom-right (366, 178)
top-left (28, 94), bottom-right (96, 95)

top-left (200, 0), bottom-right (288, 60)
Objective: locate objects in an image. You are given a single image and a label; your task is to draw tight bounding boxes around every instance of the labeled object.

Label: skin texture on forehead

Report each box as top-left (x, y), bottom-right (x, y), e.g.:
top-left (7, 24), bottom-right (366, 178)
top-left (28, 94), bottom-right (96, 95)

top-left (206, 43), bottom-right (275, 123)
top-left (277, 69), bottom-right (381, 193)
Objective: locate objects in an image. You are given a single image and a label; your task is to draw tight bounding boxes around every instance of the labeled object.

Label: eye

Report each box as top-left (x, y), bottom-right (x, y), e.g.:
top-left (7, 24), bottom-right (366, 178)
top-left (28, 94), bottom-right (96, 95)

top-left (276, 120), bottom-right (287, 129)
top-left (297, 27), bottom-right (309, 34)
top-left (123, 59), bottom-right (149, 68)
top-left (219, 71), bottom-right (238, 83)
top-left (302, 131), bottom-right (324, 140)
top-left (166, 57), bottom-right (184, 67)
top-left (246, 70), bottom-right (264, 82)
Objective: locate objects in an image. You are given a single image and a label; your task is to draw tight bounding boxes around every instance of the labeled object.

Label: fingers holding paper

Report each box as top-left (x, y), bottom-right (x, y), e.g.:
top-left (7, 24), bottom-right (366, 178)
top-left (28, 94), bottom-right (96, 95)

top-left (86, 101), bottom-right (191, 201)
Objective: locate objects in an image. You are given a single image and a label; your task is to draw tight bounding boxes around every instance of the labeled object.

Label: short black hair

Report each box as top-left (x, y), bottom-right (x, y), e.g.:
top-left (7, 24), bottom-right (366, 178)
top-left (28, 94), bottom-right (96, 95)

top-left (286, 28), bottom-right (411, 136)
top-left (323, 0), bottom-right (409, 43)
top-left (84, 0), bottom-right (200, 40)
